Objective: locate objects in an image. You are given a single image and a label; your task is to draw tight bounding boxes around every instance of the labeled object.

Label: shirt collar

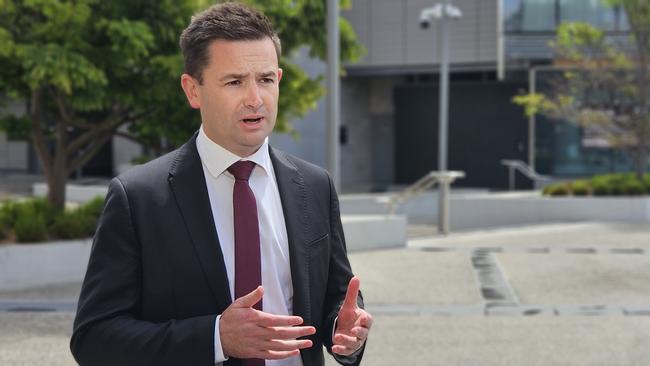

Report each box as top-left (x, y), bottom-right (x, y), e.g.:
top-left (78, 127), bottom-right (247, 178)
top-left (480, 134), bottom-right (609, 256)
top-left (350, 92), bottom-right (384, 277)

top-left (196, 125), bottom-right (272, 179)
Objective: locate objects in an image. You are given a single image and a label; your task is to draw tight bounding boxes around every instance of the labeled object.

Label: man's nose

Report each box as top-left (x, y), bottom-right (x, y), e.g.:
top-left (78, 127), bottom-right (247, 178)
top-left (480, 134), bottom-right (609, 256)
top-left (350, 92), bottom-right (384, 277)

top-left (244, 83), bottom-right (263, 110)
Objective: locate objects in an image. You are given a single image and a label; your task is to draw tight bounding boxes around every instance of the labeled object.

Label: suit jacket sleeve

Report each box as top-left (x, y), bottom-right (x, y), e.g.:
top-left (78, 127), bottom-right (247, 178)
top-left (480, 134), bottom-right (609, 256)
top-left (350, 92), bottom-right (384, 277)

top-left (322, 174), bottom-right (366, 366)
top-left (70, 177), bottom-right (217, 366)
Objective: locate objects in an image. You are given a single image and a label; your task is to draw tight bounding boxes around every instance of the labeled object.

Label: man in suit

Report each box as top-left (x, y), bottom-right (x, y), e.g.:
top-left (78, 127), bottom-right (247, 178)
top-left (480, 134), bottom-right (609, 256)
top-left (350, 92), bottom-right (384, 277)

top-left (70, 2), bottom-right (372, 366)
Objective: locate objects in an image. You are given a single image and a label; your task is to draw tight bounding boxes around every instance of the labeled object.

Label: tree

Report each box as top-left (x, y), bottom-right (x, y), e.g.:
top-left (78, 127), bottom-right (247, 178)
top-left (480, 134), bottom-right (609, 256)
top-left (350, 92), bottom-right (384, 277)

top-left (0, 0), bottom-right (195, 209)
top-left (513, 0), bottom-right (650, 179)
top-left (0, 0), bottom-right (363, 209)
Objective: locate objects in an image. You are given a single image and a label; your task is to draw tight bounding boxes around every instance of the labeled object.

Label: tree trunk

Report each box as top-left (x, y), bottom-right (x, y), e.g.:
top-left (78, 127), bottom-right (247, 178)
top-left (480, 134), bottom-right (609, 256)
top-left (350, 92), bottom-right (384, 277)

top-left (47, 168), bottom-right (67, 210)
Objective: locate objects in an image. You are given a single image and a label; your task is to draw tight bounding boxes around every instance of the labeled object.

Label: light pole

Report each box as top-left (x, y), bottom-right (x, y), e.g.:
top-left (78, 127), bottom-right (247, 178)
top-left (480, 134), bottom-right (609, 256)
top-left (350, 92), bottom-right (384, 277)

top-left (326, 0), bottom-right (340, 190)
top-left (420, 1), bottom-right (462, 234)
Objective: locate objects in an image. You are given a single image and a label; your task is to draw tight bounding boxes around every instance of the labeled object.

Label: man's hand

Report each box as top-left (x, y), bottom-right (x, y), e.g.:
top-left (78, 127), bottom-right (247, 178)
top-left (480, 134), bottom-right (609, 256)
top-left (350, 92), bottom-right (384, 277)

top-left (332, 277), bottom-right (373, 356)
top-left (220, 286), bottom-right (316, 360)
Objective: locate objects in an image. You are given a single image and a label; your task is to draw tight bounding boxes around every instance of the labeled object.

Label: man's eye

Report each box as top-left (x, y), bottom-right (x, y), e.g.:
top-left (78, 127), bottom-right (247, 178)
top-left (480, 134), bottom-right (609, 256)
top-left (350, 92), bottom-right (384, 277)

top-left (226, 80), bottom-right (241, 86)
top-left (261, 78), bottom-right (274, 84)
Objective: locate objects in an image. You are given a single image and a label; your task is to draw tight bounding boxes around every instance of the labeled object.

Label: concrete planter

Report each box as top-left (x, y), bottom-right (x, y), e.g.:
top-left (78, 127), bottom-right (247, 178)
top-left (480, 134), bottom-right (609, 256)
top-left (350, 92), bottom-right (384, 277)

top-left (33, 183), bottom-right (108, 203)
top-left (0, 214), bottom-right (406, 291)
top-left (0, 239), bottom-right (92, 291)
top-left (341, 191), bottom-right (650, 230)
top-left (451, 195), bottom-right (650, 230)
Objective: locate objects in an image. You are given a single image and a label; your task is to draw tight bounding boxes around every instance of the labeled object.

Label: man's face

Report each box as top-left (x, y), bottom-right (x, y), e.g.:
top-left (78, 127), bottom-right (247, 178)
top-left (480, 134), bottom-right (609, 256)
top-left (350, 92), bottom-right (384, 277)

top-left (181, 38), bottom-right (282, 157)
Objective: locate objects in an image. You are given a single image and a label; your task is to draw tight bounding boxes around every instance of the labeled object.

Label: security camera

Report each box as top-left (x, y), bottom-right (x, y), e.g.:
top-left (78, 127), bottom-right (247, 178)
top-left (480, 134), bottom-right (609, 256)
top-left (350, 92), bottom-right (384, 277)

top-left (419, 6), bottom-right (440, 29)
top-left (419, 3), bottom-right (462, 29)
top-left (419, 12), bottom-right (432, 29)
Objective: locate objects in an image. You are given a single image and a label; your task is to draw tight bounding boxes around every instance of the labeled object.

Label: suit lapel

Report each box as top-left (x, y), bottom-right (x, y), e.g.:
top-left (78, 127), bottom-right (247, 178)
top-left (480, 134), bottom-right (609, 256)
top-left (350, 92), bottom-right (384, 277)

top-left (168, 133), bottom-right (232, 312)
top-left (270, 148), bottom-right (311, 325)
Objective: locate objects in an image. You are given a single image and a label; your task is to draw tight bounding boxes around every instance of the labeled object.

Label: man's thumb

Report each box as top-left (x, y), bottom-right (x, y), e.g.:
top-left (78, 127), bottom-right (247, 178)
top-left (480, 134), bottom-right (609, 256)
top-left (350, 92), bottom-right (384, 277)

top-left (235, 286), bottom-right (264, 308)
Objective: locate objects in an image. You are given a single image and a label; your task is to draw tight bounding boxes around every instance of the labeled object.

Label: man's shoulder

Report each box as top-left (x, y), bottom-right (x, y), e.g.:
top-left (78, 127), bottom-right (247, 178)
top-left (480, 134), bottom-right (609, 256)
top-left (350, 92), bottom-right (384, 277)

top-left (270, 148), bottom-right (330, 181)
top-left (116, 149), bottom-right (178, 186)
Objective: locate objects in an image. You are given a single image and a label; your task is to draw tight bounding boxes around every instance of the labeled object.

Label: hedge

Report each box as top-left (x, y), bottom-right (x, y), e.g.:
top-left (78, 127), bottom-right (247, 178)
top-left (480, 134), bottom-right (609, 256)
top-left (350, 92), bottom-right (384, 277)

top-left (0, 196), bottom-right (105, 244)
top-left (542, 173), bottom-right (650, 197)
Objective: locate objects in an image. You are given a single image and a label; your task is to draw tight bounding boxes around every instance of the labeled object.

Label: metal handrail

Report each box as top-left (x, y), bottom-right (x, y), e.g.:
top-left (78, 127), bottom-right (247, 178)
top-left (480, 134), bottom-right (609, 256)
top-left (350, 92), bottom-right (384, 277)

top-left (387, 172), bottom-right (438, 215)
top-left (386, 170), bottom-right (465, 235)
top-left (500, 159), bottom-right (550, 190)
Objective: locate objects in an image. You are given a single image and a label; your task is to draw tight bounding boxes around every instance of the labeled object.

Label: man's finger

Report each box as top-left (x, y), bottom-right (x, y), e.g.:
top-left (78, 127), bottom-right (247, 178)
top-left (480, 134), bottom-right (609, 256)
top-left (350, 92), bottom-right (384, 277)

top-left (334, 333), bottom-right (360, 349)
top-left (351, 326), bottom-right (369, 341)
top-left (261, 349), bottom-right (302, 360)
top-left (358, 311), bottom-right (373, 328)
top-left (341, 276), bottom-right (360, 310)
top-left (267, 325), bottom-right (316, 339)
top-left (331, 344), bottom-right (357, 356)
top-left (257, 312), bottom-right (305, 327)
top-left (264, 338), bottom-right (313, 352)
top-left (234, 286), bottom-right (264, 308)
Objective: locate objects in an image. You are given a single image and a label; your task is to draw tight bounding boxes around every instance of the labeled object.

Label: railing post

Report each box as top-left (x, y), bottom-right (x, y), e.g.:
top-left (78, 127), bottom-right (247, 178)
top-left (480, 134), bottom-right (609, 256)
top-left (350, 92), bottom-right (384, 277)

top-left (508, 166), bottom-right (515, 191)
top-left (438, 177), bottom-right (451, 235)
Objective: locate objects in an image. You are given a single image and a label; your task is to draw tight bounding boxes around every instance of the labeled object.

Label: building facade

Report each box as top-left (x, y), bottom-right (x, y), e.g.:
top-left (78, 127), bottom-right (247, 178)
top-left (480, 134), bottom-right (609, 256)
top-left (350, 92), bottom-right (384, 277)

top-left (1, 0), bottom-right (634, 191)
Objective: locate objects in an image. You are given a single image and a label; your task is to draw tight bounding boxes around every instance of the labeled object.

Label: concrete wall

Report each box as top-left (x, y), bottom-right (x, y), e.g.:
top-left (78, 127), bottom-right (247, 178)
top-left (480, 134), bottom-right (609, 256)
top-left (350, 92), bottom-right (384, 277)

top-left (343, 0), bottom-right (498, 69)
top-left (340, 191), bottom-right (650, 229)
top-left (0, 99), bottom-right (29, 171)
top-left (269, 48), bottom-right (399, 192)
top-left (270, 47), bottom-right (327, 168)
top-left (113, 125), bottom-right (144, 175)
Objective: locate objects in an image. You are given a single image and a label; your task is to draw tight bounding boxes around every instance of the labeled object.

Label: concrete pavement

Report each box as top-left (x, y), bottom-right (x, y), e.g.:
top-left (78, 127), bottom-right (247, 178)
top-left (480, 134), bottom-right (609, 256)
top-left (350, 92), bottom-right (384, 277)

top-left (1, 222), bottom-right (649, 365)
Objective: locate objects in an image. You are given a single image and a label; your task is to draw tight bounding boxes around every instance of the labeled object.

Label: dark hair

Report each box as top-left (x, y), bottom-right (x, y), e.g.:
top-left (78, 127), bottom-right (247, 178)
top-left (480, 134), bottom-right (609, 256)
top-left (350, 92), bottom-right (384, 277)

top-left (179, 2), bottom-right (281, 84)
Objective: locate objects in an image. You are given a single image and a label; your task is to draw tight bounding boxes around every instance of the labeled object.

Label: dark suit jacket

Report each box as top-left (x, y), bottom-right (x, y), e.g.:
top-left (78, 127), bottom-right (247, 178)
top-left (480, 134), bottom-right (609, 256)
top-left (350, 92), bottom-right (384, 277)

top-left (70, 133), bottom-right (364, 366)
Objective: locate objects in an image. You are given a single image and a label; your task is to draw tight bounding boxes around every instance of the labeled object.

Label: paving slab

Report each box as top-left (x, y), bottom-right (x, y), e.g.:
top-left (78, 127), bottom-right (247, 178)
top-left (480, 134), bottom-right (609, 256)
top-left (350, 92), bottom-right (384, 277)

top-left (497, 253), bottom-right (650, 305)
top-left (325, 316), bottom-right (650, 366)
top-left (0, 282), bottom-right (81, 301)
top-left (0, 313), bottom-right (75, 366)
top-left (410, 222), bottom-right (650, 249)
top-left (348, 249), bottom-right (481, 305)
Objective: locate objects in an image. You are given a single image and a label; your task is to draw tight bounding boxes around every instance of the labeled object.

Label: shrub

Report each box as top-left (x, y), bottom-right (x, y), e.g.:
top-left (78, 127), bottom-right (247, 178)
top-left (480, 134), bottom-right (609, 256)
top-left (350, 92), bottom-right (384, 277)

top-left (50, 210), bottom-right (96, 239)
top-left (0, 208), bottom-right (11, 240)
top-left (643, 174), bottom-right (650, 193)
top-left (27, 197), bottom-right (58, 225)
top-left (547, 183), bottom-right (570, 196)
top-left (543, 183), bottom-right (565, 196)
top-left (49, 197), bottom-right (104, 239)
top-left (621, 178), bottom-right (646, 196)
top-left (591, 180), bottom-right (610, 196)
top-left (78, 196), bottom-right (105, 221)
top-left (570, 180), bottom-right (591, 196)
top-left (14, 204), bottom-right (48, 243)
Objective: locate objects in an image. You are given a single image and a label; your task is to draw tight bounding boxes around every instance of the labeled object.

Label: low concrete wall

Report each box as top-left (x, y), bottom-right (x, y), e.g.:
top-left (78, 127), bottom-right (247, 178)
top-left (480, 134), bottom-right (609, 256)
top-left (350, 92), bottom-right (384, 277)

top-left (0, 240), bottom-right (92, 291)
top-left (451, 195), bottom-right (650, 230)
top-left (341, 190), bottom-right (650, 229)
top-left (33, 183), bottom-right (108, 203)
top-left (342, 214), bottom-right (407, 251)
top-left (0, 214), bottom-right (406, 290)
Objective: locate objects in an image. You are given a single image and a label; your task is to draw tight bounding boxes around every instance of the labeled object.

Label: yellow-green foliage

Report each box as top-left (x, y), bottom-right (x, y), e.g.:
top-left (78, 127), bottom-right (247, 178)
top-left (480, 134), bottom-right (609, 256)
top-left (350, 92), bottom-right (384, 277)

top-left (544, 173), bottom-right (649, 197)
top-left (0, 196), bottom-right (105, 243)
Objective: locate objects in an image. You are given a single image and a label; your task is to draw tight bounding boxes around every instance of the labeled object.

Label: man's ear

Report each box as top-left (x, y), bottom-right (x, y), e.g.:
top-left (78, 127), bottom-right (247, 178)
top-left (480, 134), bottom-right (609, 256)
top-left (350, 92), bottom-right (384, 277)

top-left (180, 74), bottom-right (201, 109)
top-left (277, 68), bottom-right (283, 83)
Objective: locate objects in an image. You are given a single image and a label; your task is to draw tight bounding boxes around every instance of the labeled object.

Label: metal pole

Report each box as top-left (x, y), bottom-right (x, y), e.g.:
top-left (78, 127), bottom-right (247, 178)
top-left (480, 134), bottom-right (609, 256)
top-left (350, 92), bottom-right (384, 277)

top-left (326, 0), bottom-right (341, 190)
top-left (528, 67), bottom-right (536, 171)
top-left (437, 0), bottom-right (451, 234)
top-left (438, 0), bottom-right (450, 173)
top-left (497, 0), bottom-right (505, 80)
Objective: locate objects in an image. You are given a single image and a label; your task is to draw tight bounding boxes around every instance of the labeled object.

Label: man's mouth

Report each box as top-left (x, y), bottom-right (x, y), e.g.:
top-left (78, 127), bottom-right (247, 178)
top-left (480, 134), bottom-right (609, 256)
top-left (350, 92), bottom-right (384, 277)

top-left (242, 117), bottom-right (264, 123)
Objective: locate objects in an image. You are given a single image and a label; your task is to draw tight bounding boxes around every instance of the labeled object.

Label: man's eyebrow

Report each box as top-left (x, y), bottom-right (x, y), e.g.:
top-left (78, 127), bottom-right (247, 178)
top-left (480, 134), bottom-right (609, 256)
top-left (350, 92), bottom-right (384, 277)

top-left (258, 71), bottom-right (276, 78)
top-left (219, 73), bottom-right (248, 82)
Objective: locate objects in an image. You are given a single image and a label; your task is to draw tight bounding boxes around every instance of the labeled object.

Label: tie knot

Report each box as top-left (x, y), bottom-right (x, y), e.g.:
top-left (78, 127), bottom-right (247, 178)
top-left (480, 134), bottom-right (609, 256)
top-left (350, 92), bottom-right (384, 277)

top-left (228, 160), bottom-right (256, 181)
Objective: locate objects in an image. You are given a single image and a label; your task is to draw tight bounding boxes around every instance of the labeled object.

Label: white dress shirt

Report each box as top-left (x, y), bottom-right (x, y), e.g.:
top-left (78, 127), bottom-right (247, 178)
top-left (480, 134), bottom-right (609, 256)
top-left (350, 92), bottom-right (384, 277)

top-left (196, 126), bottom-right (303, 366)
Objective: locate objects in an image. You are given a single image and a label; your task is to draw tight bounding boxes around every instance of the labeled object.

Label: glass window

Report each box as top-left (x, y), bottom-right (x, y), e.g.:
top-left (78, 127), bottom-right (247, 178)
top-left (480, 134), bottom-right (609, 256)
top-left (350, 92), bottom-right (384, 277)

top-left (505, 0), bottom-right (557, 32)
top-left (559, 0), bottom-right (617, 31)
top-left (505, 0), bottom-right (631, 33)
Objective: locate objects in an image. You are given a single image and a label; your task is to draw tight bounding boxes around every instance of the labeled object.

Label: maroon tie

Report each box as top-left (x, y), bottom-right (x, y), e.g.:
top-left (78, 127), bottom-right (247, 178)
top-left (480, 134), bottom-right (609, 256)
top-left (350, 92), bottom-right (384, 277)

top-left (228, 161), bottom-right (264, 366)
